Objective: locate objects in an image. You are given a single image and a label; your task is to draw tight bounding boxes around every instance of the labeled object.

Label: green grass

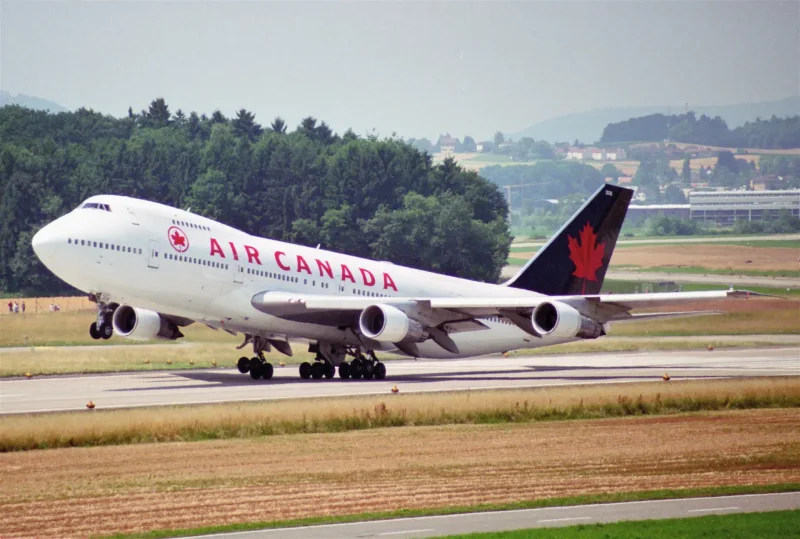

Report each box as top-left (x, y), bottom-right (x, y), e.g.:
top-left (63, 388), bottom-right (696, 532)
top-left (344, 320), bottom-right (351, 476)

top-left (600, 279), bottom-right (800, 296)
top-left (617, 265), bottom-right (800, 279)
top-left (104, 484), bottom-right (800, 539)
top-left (448, 509), bottom-right (800, 539)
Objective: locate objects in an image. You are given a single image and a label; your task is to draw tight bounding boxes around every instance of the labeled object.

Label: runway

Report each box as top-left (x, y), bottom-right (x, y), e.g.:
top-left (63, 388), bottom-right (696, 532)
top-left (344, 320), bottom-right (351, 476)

top-left (2, 347), bottom-right (798, 414)
top-left (189, 493), bottom-right (800, 538)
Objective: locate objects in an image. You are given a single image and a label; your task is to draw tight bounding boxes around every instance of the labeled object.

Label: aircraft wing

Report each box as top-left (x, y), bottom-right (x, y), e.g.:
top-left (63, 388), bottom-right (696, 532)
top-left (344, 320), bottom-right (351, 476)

top-left (251, 289), bottom-right (764, 327)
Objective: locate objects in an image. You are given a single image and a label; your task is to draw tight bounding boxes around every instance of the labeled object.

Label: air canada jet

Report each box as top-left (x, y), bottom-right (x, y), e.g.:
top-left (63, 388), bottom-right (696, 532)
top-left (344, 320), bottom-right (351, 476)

top-left (32, 184), bottom-right (755, 381)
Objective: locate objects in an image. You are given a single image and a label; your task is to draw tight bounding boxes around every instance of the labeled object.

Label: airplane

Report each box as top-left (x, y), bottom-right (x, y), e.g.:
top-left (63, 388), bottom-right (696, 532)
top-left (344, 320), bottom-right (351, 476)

top-left (31, 183), bottom-right (757, 381)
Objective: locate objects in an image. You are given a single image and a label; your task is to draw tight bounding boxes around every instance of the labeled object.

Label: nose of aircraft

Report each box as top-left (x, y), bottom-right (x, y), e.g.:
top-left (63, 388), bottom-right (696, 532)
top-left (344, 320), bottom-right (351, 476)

top-left (32, 222), bottom-right (61, 265)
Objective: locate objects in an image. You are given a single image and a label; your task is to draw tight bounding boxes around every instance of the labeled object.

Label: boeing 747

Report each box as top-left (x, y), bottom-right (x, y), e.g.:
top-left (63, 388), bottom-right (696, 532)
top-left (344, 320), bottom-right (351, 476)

top-left (32, 184), bottom-right (754, 381)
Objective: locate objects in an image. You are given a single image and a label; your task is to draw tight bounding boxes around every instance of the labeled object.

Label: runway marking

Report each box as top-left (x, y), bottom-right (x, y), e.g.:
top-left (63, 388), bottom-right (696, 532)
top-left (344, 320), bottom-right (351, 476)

top-left (687, 506), bottom-right (740, 513)
top-left (379, 529), bottom-right (434, 536)
top-left (537, 517), bottom-right (591, 523)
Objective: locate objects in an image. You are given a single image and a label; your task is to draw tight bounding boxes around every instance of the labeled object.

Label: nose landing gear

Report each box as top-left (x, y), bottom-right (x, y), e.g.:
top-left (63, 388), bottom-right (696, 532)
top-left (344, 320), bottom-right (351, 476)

top-left (88, 297), bottom-right (117, 340)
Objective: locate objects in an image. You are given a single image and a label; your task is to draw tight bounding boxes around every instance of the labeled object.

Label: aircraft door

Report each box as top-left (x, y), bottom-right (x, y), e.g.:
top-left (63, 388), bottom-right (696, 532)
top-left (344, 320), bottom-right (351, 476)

top-left (147, 240), bottom-right (160, 269)
top-left (234, 261), bottom-right (244, 284)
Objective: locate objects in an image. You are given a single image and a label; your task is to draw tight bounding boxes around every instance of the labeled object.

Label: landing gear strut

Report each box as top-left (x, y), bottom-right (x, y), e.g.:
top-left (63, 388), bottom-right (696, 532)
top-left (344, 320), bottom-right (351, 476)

top-left (88, 296), bottom-right (116, 340)
top-left (237, 335), bottom-right (274, 380)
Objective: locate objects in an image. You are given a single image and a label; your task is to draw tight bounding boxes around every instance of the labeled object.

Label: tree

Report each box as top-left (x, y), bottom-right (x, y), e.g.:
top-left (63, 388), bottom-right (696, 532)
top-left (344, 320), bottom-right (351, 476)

top-left (493, 131), bottom-right (505, 147)
top-left (270, 117), bottom-right (287, 134)
top-left (600, 163), bottom-right (620, 182)
top-left (681, 157), bottom-right (692, 183)
top-left (144, 98), bottom-right (170, 128)
top-left (462, 136), bottom-right (477, 153)
top-left (232, 109), bottom-right (263, 141)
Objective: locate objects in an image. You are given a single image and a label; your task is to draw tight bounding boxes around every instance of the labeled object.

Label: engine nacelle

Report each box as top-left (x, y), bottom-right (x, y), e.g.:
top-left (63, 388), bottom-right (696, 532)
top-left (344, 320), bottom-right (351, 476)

top-left (112, 305), bottom-right (183, 341)
top-left (359, 304), bottom-right (427, 343)
top-left (531, 301), bottom-right (605, 340)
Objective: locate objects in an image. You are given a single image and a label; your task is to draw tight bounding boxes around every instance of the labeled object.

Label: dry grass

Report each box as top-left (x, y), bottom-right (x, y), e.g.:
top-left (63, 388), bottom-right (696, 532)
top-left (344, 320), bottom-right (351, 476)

top-left (587, 160), bottom-right (640, 176)
top-left (2, 378), bottom-right (798, 452)
top-left (0, 406), bottom-right (797, 537)
top-left (608, 244), bottom-right (800, 272)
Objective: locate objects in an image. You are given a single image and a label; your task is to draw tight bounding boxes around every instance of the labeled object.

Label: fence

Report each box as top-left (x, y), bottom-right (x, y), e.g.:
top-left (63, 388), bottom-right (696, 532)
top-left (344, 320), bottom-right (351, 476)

top-left (1, 296), bottom-right (95, 315)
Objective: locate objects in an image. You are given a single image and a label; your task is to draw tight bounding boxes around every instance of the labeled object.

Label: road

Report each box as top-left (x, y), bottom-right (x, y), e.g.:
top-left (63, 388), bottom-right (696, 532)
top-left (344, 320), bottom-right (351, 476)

top-left (512, 233), bottom-right (800, 248)
top-left (2, 347), bottom-right (798, 414)
top-left (186, 493), bottom-right (800, 539)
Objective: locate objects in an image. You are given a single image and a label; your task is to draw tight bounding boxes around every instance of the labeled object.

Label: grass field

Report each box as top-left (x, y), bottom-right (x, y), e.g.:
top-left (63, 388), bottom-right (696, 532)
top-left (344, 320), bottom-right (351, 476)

top-left (449, 510), bottom-right (799, 539)
top-left (1, 407), bottom-right (797, 537)
top-left (2, 377), bottom-right (797, 451)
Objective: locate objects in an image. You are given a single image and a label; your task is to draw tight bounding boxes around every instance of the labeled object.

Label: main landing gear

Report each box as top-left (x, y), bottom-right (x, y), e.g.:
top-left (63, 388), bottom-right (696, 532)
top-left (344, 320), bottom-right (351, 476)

top-left (237, 335), bottom-right (274, 380)
top-left (298, 346), bottom-right (386, 381)
top-left (89, 298), bottom-right (117, 340)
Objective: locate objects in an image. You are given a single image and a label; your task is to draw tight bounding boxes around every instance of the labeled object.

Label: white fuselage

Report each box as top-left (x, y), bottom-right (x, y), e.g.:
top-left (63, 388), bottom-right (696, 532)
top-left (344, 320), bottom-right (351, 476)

top-left (33, 195), bottom-right (581, 358)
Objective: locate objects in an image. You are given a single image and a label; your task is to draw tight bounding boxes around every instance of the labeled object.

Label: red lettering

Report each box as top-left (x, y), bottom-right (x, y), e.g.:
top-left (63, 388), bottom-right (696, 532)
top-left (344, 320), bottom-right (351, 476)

top-left (341, 264), bottom-right (355, 283)
top-left (359, 268), bottom-right (376, 287)
top-left (275, 251), bottom-right (291, 271)
top-left (316, 259), bottom-right (333, 278)
top-left (210, 238), bottom-right (225, 258)
top-left (228, 242), bottom-right (239, 261)
top-left (296, 255), bottom-right (311, 274)
top-left (383, 273), bottom-right (398, 292)
top-left (244, 245), bottom-right (261, 265)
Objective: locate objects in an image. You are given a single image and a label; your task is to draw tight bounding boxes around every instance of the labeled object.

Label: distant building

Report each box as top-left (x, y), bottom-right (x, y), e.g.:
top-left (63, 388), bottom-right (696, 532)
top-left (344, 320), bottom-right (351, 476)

top-left (750, 175), bottom-right (785, 191)
top-left (566, 147), bottom-right (627, 161)
top-left (437, 134), bottom-right (458, 155)
top-left (689, 189), bottom-right (800, 226)
top-left (626, 204), bottom-right (691, 224)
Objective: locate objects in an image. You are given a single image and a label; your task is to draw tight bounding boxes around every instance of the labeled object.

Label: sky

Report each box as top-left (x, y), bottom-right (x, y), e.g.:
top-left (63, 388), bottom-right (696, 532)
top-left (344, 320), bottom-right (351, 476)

top-left (1, 0), bottom-right (798, 140)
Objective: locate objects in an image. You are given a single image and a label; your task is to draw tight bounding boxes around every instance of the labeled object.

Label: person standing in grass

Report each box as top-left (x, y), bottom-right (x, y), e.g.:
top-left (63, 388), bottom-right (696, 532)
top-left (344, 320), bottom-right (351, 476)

top-left (13, 301), bottom-right (19, 314)
top-left (6, 300), bottom-right (11, 314)
top-left (21, 301), bottom-right (26, 314)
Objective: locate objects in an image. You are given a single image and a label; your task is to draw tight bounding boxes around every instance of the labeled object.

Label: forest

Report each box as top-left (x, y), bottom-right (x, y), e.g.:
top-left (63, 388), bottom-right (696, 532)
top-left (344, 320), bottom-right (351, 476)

top-left (600, 112), bottom-right (800, 149)
top-left (0, 100), bottom-right (511, 295)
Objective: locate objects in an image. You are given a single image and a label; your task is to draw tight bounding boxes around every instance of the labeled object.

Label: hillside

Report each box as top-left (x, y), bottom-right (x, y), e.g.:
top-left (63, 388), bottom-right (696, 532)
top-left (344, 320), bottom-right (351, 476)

top-left (0, 91), bottom-right (69, 113)
top-left (510, 96), bottom-right (800, 144)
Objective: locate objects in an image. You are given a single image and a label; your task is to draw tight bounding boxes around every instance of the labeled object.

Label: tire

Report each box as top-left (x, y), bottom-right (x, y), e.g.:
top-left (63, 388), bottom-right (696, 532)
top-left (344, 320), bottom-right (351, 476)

top-left (249, 362), bottom-right (262, 380)
top-left (374, 362), bottom-right (386, 380)
top-left (350, 359), bottom-right (363, 380)
top-left (89, 322), bottom-right (101, 340)
top-left (299, 362), bottom-right (312, 379)
top-left (101, 324), bottom-right (113, 339)
top-left (311, 362), bottom-right (325, 379)
top-left (237, 357), bottom-right (251, 373)
top-left (261, 362), bottom-right (274, 380)
top-left (324, 363), bottom-right (335, 379)
top-left (338, 361), bottom-right (351, 379)
top-left (362, 361), bottom-right (375, 380)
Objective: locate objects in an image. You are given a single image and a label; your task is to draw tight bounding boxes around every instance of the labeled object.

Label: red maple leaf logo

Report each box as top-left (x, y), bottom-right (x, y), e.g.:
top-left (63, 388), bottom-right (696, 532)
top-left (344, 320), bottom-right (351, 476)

top-left (171, 230), bottom-right (185, 246)
top-left (567, 222), bottom-right (606, 294)
top-left (167, 226), bottom-right (189, 252)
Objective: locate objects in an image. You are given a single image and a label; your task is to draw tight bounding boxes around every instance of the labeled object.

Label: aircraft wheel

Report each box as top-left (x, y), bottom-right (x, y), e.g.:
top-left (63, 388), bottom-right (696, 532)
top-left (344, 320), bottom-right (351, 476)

top-left (261, 362), bottom-right (274, 380)
top-left (311, 362), bottom-right (325, 379)
top-left (374, 362), bottom-right (386, 380)
top-left (249, 362), bottom-right (262, 380)
top-left (324, 363), bottom-right (335, 379)
top-left (237, 357), bottom-right (251, 373)
top-left (299, 362), bottom-right (312, 379)
top-left (338, 361), bottom-right (351, 379)
top-left (89, 322), bottom-right (101, 340)
top-left (350, 359), bottom-right (363, 380)
top-left (101, 323), bottom-right (113, 339)
top-left (362, 361), bottom-right (375, 380)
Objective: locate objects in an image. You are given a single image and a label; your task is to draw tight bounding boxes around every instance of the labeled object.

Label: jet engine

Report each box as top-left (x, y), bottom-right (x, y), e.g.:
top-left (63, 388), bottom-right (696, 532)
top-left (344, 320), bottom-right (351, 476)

top-left (359, 304), bottom-right (427, 343)
top-left (531, 301), bottom-right (605, 340)
top-left (112, 305), bottom-right (184, 341)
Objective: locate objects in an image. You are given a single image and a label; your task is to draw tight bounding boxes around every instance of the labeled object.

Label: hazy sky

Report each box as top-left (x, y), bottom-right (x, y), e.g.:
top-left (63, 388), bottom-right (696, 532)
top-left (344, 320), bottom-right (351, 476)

top-left (2, 1), bottom-right (798, 140)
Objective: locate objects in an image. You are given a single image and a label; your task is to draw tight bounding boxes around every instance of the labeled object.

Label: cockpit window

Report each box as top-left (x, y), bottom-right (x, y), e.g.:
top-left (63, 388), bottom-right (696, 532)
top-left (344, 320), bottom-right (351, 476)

top-left (81, 202), bottom-right (112, 211)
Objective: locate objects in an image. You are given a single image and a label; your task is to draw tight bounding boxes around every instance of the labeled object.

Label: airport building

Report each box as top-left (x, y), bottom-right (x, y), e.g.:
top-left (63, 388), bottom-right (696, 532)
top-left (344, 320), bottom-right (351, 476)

top-left (688, 189), bottom-right (800, 226)
top-left (626, 204), bottom-right (690, 224)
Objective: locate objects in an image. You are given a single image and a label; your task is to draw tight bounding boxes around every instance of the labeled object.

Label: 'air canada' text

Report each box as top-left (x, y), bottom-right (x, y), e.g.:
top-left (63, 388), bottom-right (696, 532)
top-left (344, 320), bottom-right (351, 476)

top-left (208, 238), bottom-right (399, 291)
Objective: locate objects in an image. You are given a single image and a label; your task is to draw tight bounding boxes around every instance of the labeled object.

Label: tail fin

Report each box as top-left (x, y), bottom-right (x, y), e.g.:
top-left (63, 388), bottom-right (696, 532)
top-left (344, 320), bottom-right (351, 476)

top-left (505, 183), bottom-right (633, 296)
